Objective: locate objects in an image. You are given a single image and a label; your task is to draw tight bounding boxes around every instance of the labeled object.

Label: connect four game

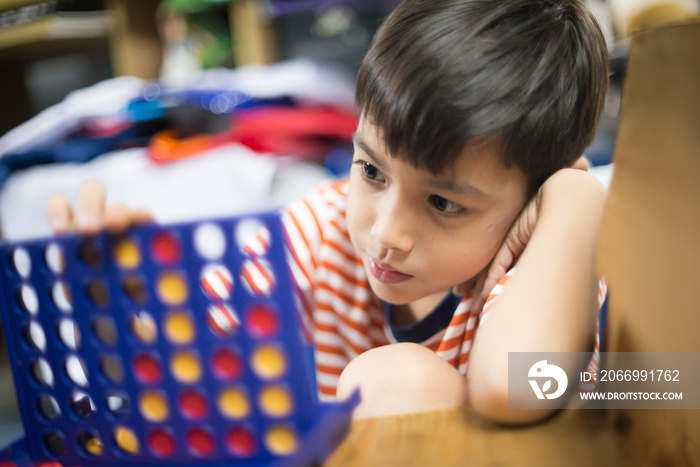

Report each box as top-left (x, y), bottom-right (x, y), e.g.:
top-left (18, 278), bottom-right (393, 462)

top-left (0, 212), bottom-right (359, 467)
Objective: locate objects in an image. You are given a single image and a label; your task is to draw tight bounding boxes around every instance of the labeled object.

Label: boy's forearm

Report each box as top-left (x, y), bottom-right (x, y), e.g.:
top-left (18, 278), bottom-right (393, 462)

top-left (480, 169), bottom-right (607, 352)
top-left (468, 169), bottom-right (607, 423)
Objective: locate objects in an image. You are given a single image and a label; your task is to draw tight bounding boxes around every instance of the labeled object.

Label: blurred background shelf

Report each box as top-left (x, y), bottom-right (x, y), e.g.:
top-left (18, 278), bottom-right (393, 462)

top-left (0, 0), bottom-right (162, 135)
top-left (0, 0), bottom-right (405, 136)
top-left (0, 11), bottom-right (110, 50)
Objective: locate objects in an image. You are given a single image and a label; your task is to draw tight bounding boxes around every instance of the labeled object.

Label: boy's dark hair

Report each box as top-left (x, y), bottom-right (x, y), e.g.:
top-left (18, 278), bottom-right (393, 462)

top-left (356, 0), bottom-right (608, 194)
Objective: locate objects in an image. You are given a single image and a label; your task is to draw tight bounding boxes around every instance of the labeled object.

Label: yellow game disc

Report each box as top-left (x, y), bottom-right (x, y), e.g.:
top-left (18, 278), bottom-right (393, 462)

top-left (114, 240), bottom-right (141, 269)
top-left (139, 391), bottom-right (169, 422)
top-left (218, 387), bottom-right (250, 419)
top-left (164, 311), bottom-right (195, 344)
top-left (251, 345), bottom-right (286, 379)
top-left (171, 351), bottom-right (202, 383)
top-left (157, 272), bottom-right (188, 305)
top-left (78, 432), bottom-right (103, 456)
top-left (259, 385), bottom-right (293, 418)
top-left (85, 436), bottom-right (103, 456)
top-left (114, 426), bottom-right (140, 454)
top-left (264, 425), bottom-right (298, 455)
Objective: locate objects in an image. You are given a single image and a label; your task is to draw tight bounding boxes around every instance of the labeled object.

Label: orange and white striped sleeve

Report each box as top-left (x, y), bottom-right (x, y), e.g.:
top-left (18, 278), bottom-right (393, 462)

top-left (477, 269), bottom-right (607, 379)
top-left (278, 180), bottom-right (348, 339)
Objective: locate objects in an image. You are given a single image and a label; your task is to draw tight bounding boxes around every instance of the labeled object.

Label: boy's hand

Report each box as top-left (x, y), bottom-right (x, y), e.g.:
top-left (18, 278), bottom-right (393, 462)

top-left (454, 156), bottom-right (591, 313)
top-left (469, 191), bottom-right (541, 314)
top-left (47, 179), bottom-right (153, 235)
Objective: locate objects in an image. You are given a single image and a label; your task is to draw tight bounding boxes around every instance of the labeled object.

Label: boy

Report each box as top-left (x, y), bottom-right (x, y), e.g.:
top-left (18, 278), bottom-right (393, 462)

top-left (48, 0), bottom-right (609, 424)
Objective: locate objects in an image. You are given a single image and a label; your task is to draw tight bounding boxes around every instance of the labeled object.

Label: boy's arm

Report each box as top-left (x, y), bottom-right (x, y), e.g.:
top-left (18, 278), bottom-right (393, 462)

top-left (467, 168), bottom-right (607, 424)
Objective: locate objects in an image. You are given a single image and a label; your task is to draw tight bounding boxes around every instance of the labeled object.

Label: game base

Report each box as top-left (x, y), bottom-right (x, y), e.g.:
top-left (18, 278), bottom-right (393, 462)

top-left (0, 391), bottom-right (359, 467)
top-left (0, 212), bottom-right (359, 466)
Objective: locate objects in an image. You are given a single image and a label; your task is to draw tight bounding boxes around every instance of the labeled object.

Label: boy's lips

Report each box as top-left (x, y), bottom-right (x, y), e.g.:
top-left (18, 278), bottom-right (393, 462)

top-left (367, 257), bottom-right (413, 284)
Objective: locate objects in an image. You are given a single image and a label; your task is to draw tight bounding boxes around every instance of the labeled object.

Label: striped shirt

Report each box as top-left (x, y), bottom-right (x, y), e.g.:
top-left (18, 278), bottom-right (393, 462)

top-left (248, 178), bottom-right (605, 400)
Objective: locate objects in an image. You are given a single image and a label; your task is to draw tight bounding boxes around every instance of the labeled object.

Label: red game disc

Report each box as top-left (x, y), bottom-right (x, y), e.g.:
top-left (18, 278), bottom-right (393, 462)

top-left (187, 428), bottom-right (215, 456)
top-left (226, 426), bottom-right (256, 456)
top-left (148, 428), bottom-right (176, 457)
top-left (134, 354), bottom-right (161, 384)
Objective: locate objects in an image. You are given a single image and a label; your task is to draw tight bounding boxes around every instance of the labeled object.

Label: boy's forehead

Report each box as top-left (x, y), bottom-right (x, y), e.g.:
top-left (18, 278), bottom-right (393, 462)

top-left (354, 118), bottom-right (388, 152)
top-left (354, 118), bottom-right (510, 174)
top-left (354, 117), bottom-right (531, 201)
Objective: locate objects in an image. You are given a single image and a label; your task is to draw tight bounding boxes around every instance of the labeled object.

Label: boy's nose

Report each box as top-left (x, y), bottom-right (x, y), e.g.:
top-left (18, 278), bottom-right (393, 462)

top-left (370, 198), bottom-right (414, 253)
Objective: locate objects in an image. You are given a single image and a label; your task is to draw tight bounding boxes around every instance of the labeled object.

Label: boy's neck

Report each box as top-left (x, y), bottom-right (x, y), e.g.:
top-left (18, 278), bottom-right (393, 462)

top-left (390, 289), bottom-right (452, 327)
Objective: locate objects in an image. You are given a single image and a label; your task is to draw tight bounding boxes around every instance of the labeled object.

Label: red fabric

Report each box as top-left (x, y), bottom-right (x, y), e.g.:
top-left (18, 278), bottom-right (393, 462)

top-left (147, 106), bottom-right (358, 164)
top-left (229, 107), bottom-right (358, 159)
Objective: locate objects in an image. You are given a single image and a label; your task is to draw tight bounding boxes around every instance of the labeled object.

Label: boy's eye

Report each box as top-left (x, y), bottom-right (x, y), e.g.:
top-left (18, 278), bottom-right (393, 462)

top-left (428, 195), bottom-right (463, 214)
top-left (361, 162), bottom-right (382, 181)
top-left (353, 159), bottom-right (386, 183)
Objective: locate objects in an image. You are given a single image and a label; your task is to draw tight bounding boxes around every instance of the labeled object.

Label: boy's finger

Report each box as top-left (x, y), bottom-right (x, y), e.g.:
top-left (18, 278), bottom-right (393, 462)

top-left (77, 180), bottom-right (106, 234)
top-left (480, 245), bottom-right (512, 301)
top-left (471, 296), bottom-right (485, 315)
top-left (104, 202), bottom-right (134, 233)
top-left (572, 156), bottom-right (589, 171)
top-left (104, 205), bottom-right (155, 233)
top-left (452, 276), bottom-right (476, 297)
top-left (47, 194), bottom-right (75, 233)
top-left (470, 272), bottom-right (488, 314)
top-left (132, 208), bottom-right (155, 225)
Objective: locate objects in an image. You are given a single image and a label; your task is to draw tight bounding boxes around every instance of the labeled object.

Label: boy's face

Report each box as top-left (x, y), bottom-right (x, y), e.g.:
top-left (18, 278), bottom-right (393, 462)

top-left (347, 117), bottom-right (529, 306)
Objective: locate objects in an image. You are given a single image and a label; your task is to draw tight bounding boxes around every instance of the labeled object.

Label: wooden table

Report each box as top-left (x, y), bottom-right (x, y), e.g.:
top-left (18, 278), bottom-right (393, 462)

top-left (325, 407), bottom-right (628, 466)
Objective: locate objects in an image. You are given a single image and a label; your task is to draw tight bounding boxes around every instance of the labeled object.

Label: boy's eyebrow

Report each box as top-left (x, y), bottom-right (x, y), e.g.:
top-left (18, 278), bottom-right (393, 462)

top-left (352, 133), bottom-right (384, 167)
top-left (353, 132), bottom-right (488, 198)
top-left (429, 179), bottom-right (488, 198)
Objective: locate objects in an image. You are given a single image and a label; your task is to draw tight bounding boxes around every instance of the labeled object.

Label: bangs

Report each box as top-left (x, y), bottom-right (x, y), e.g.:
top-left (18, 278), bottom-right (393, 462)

top-left (356, 62), bottom-right (469, 176)
top-left (354, 5), bottom-right (481, 175)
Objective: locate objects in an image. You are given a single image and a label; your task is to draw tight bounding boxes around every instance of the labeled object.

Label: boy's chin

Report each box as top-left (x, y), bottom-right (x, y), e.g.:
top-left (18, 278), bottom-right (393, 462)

top-left (367, 280), bottom-right (415, 306)
top-left (367, 279), bottom-right (451, 307)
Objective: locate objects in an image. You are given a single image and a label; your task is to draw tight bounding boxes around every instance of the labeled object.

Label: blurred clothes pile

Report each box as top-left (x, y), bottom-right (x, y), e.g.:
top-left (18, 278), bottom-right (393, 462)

top-left (0, 59), bottom-right (357, 240)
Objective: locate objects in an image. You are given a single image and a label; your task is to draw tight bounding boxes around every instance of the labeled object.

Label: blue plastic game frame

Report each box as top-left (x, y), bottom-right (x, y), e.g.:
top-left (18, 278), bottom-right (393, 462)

top-left (0, 212), bottom-right (359, 467)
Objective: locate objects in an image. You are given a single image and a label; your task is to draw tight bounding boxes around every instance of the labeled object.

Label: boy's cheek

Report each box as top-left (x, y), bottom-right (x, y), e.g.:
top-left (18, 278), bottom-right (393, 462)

top-left (453, 231), bottom-right (507, 278)
top-left (345, 181), bottom-right (377, 242)
top-left (344, 192), bottom-right (360, 235)
top-left (444, 246), bottom-right (494, 286)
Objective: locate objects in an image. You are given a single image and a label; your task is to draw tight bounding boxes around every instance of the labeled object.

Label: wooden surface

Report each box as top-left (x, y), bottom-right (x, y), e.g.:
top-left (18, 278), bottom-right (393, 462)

top-left (0, 0), bottom-right (43, 9)
top-left (0, 7), bottom-right (111, 60)
top-left (325, 406), bottom-right (626, 467)
top-left (106, 0), bottom-right (162, 79)
top-left (0, 0), bottom-right (161, 79)
top-left (596, 21), bottom-right (700, 467)
top-left (229, 0), bottom-right (277, 66)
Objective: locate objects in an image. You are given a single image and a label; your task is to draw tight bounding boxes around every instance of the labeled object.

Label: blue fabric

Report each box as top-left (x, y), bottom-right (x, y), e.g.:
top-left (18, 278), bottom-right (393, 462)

top-left (0, 119), bottom-right (169, 189)
top-left (126, 89), bottom-right (295, 121)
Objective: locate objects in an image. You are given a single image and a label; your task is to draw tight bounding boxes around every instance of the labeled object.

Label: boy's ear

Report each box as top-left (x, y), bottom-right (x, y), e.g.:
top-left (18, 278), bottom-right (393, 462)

top-left (571, 156), bottom-right (590, 171)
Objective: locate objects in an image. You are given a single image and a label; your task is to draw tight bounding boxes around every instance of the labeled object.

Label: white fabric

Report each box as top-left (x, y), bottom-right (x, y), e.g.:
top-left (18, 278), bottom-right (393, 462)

top-left (0, 75), bottom-right (145, 158)
top-left (174, 60), bottom-right (357, 111)
top-left (0, 143), bottom-right (328, 240)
